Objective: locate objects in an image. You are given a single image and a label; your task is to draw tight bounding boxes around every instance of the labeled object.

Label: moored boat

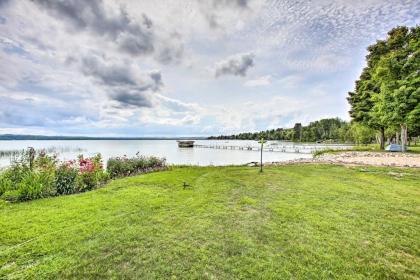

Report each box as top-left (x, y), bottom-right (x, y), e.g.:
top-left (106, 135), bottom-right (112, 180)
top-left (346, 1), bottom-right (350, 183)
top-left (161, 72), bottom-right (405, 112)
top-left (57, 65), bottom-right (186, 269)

top-left (177, 140), bottom-right (195, 148)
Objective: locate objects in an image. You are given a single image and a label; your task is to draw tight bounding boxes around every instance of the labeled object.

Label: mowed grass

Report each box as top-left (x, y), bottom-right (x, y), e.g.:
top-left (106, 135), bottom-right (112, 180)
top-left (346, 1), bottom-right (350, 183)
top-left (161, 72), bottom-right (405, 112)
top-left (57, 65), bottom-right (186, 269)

top-left (1, 165), bottom-right (419, 279)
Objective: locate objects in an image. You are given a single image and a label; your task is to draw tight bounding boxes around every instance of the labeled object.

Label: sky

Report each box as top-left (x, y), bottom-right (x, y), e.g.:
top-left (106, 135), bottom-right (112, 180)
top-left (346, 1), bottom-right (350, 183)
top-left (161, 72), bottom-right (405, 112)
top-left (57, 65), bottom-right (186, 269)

top-left (0, 0), bottom-right (419, 137)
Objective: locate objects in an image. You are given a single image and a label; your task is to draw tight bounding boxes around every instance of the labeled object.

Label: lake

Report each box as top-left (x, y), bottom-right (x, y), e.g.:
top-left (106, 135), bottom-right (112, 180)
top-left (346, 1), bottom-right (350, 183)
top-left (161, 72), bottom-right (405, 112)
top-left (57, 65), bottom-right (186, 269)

top-left (0, 139), bottom-right (340, 167)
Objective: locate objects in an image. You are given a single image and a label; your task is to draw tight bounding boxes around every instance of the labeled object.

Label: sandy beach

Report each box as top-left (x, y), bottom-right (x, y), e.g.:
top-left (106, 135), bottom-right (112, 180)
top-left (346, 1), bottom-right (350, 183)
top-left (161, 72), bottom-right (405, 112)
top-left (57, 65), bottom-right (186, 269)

top-left (269, 151), bottom-right (420, 168)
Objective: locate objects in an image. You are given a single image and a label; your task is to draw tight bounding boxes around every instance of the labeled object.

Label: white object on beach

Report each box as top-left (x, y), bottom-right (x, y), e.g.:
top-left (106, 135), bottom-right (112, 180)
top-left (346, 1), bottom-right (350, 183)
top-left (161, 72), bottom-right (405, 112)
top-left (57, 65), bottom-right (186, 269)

top-left (385, 144), bottom-right (402, 152)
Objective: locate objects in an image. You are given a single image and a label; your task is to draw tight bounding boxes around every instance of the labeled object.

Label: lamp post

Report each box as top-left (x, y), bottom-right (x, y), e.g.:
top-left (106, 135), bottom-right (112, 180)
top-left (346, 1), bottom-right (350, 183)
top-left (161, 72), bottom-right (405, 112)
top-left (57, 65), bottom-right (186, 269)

top-left (258, 137), bottom-right (267, 172)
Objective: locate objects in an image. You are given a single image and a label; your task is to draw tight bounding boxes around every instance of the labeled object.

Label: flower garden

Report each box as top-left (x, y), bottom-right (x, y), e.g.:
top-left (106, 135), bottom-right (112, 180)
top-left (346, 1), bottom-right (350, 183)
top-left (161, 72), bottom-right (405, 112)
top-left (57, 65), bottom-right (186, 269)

top-left (0, 149), bottom-right (166, 202)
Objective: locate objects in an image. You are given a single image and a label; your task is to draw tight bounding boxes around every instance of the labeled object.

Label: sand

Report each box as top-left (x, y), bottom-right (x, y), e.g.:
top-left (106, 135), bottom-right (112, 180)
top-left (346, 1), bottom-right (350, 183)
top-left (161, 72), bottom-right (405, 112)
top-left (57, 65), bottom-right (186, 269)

top-left (268, 151), bottom-right (420, 168)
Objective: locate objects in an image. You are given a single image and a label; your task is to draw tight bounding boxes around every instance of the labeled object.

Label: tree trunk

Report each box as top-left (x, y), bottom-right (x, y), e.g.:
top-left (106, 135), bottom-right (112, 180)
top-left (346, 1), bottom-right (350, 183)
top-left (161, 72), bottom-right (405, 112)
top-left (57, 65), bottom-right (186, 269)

top-left (396, 131), bottom-right (400, 144)
top-left (379, 127), bottom-right (385, 150)
top-left (401, 124), bottom-right (407, 152)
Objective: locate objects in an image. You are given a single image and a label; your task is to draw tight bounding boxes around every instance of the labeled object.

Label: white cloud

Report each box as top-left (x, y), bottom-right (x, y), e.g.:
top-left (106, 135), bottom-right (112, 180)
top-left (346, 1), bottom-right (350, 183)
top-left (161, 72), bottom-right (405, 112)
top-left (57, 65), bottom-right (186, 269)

top-left (244, 75), bottom-right (271, 87)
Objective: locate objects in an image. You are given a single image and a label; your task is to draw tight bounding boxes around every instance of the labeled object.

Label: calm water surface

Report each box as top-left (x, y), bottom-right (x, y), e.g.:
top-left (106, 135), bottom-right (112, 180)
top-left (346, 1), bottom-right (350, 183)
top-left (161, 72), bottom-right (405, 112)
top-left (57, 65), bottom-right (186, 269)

top-left (0, 140), bottom-right (315, 167)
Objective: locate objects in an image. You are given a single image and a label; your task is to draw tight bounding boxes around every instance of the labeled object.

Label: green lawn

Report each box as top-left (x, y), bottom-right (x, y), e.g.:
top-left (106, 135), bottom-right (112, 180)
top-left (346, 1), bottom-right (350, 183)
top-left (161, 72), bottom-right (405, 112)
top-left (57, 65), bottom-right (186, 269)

top-left (1, 165), bottom-right (419, 279)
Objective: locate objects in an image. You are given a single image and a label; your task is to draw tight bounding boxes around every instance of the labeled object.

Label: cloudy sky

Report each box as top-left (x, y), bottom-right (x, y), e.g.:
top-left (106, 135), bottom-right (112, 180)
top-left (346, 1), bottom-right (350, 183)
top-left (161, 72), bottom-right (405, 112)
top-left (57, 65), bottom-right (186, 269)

top-left (0, 0), bottom-right (419, 136)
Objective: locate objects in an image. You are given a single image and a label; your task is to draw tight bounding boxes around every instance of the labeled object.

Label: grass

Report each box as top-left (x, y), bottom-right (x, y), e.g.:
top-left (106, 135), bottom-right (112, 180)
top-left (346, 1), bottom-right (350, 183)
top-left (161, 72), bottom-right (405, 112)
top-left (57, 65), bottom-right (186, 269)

top-left (1, 164), bottom-right (419, 279)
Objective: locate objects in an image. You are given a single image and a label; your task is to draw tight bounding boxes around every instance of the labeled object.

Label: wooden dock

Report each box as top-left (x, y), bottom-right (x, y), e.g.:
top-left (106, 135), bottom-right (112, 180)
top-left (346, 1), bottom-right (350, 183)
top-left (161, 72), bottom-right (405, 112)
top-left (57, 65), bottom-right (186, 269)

top-left (193, 143), bottom-right (353, 154)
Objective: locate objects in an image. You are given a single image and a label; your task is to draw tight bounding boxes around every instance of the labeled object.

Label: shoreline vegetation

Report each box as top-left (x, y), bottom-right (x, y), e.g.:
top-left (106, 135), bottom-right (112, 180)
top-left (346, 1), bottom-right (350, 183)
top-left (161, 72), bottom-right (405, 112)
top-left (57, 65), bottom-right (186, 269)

top-left (209, 117), bottom-right (420, 147)
top-left (0, 149), bottom-right (166, 203)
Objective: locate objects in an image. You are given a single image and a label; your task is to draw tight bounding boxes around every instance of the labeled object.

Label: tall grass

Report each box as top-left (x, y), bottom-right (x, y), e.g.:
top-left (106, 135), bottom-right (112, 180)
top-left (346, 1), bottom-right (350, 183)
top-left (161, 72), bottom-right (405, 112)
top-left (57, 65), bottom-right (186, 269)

top-left (0, 146), bottom-right (84, 159)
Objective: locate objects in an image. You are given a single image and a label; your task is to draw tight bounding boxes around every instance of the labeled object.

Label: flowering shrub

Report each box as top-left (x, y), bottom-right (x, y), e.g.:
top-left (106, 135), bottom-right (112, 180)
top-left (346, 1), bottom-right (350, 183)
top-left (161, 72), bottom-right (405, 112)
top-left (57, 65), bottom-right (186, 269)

top-left (76, 154), bottom-right (108, 192)
top-left (79, 158), bottom-right (96, 173)
top-left (0, 150), bottom-right (108, 202)
top-left (0, 149), bottom-right (165, 203)
top-left (107, 155), bottom-right (166, 178)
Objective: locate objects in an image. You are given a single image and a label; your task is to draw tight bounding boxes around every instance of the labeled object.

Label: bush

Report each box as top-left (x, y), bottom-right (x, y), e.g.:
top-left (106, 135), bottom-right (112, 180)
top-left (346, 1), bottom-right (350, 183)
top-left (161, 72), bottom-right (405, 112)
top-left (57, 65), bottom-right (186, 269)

top-left (107, 155), bottom-right (166, 178)
top-left (1, 190), bottom-right (20, 202)
top-left (0, 150), bottom-right (164, 203)
top-left (0, 164), bottom-right (30, 196)
top-left (75, 154), bottom-right (107, 192)
top-left (34, 150), bottom-right (57, 168)
top-left (55, 163), bottom-right (78, 195)
top-left (76, 172), bottom-right (97, 192)
top-left (4, 164), bottom-right (30, 187)
top-left (17, 170), bottom-right (55, 201)
top-left (0, 172), bottom-right (13, 196)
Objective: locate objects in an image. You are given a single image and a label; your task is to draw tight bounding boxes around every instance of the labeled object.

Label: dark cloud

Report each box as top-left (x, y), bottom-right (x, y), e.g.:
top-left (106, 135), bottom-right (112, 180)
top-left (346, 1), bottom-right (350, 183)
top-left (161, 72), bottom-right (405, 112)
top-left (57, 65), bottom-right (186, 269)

top-left (0, 0), bottom-right (10, 8)
top-left (149, 71), bottom-right (163, 90)
top-left (33, 0), bottom-right (155, 56)
top-left (80, 55), bottom-right (136, 87)
top-left (211, 0), bottom-right (251, 9)
top-left (215, 52), bottom-right (255, 77)
top-left (77, 54), bottom-right (162, 108)
top-left (111, 90), bottom-right (152, 108)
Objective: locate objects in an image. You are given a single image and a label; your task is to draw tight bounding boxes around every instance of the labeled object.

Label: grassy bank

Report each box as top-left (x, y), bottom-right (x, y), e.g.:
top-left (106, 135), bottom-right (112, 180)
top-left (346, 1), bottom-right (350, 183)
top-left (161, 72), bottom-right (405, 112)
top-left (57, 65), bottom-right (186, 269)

top-left (1, 165), bottom-right (419, 279)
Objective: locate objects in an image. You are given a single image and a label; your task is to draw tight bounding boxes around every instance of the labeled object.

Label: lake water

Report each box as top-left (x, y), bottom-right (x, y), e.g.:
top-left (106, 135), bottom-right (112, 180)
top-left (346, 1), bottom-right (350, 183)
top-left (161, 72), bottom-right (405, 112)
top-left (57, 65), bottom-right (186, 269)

top-left (0, 140), bottom-right (319, 167)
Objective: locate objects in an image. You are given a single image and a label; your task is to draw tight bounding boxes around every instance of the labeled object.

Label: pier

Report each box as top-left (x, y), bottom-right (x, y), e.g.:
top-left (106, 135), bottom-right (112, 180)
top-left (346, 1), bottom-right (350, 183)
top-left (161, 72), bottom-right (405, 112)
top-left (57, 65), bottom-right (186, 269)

top-left (193, 143), bottom-right (353, 154)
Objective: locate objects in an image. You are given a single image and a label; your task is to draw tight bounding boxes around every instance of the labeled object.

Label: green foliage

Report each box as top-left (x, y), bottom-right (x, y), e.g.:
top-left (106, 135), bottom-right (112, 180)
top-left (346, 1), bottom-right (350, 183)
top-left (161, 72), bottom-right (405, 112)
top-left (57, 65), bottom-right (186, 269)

top-left (17, 170), bottom-right (56, 201)
top-left (75, 154), bottom-right (108, 192)
top-left (348, 26), bottom-right (420, 149)
top-left (0, 150), bottom-right (109, 202)
top-left (349, 123), bottom-right (376, 144)
top-left (55, 164), bottom-right (78, 195)
top-left (0, 189), bottom-right (20, 202)
top-left (107, 155), bottom-right (166, 178)
top-left (209, 118), bottom-right (354, 143)
top-left (76, 172), bottom-right (98, 192)
top-left (0, 170), bottom-right (14, 196)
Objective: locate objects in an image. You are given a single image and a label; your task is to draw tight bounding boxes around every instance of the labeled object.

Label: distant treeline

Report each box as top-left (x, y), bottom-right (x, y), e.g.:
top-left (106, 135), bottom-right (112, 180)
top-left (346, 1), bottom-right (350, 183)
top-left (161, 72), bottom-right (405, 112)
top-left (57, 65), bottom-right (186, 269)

top-left (208, 118), bottom-right (375, 143)
top-left (0, 134), bottom-right (206, 141)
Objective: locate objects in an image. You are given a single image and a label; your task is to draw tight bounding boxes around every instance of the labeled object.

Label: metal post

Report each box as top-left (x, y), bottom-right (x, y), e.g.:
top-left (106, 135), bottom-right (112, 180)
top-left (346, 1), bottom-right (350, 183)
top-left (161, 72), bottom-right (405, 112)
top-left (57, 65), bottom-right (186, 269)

top-left (258, 137), bottom-right (266, 173)
top-left (260, 142), bottom-right (263, 172)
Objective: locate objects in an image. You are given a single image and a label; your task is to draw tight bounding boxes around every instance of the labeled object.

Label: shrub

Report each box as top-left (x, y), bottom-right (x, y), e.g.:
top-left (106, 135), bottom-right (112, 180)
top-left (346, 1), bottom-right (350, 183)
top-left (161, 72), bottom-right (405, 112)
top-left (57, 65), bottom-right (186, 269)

top-left (1, 190), bottom-right (20, 202)
top-left (17, 170), bottom-right (55, 201)
top-left (0, 164), bottom-right (30, 196)
top-left (76, 172), bottom-right (97, 192)
top-left (55, 162), bottom-right (78, 195)
top-left (107, 155), bottom-right (166, 178)
top-left (4, 164), bottom-right (30, 187)
top-left (0, 171), bottom-right (14, 196)
top-left (34, 150), bottom-right (58, 171)
top-left (75, 154), bottom-right (107, 192)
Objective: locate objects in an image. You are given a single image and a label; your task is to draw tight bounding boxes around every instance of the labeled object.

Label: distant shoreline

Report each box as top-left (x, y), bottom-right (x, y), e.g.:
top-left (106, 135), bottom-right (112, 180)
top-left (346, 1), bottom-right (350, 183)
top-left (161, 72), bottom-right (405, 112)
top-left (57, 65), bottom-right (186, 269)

top-left (0, 135), bottom-right (207, 141)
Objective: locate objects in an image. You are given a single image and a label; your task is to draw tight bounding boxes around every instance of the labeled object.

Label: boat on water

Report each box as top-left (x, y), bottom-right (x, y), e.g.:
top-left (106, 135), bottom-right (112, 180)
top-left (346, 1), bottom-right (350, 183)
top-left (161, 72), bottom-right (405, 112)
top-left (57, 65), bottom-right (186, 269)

top-left (177, 140), bottom-right (195, 148)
